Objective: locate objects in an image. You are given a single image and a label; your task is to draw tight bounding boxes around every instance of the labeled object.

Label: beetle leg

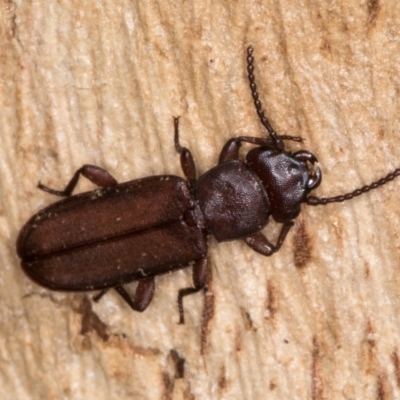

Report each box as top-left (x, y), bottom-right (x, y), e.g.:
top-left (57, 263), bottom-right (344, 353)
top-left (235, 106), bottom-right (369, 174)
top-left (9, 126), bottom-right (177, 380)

top-left (38, 165), bottom-right (118, 197)
top-left (173, 117), bottom-right (197, 185)
top-left (113, 278), bottom-right (155, 312)
top-left (218, 138), bottom-right (241, 163)
top-left (92, 289), bottom-right (109, 302)
top-left (244, 222), bottom-right (293, 256)
top-left (280, 135), bottom-right (304, 143)
top-left (218, 136), bottom-right (302, 164)
top-left (219, 137), bottom-right (272, 163)
top-left (177, 257), bottom-right (208, 324)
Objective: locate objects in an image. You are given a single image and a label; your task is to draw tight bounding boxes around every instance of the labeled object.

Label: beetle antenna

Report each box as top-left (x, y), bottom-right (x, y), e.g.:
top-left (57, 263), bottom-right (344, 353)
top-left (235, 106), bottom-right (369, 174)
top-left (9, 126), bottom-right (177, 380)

top-left (247, 46), bottom-right (284, 151)
top-left (306, 168), bottom-right (400, 205)
top-left (247, 46), bottom-right (304, 146)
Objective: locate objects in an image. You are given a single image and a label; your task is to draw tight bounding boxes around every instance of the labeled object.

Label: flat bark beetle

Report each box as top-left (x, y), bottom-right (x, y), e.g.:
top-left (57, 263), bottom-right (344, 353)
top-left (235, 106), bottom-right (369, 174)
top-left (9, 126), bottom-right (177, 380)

top-left (17, 47), bottom-right (400, 322)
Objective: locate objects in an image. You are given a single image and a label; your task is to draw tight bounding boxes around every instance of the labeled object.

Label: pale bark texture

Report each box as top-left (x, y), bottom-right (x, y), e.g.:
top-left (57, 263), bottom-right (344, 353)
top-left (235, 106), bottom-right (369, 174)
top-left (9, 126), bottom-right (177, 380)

top-left (2, 1), bottom-right (400, 399)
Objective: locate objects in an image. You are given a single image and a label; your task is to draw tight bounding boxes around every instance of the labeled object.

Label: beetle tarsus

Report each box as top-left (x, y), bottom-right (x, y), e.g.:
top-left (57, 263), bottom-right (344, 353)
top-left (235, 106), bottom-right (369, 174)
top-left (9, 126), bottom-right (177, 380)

top-left (178, 287), bottom-right (204, 324)
top-left (93, 289), bottom-right (109, 302)
top-left (244, 222), bottom-right (293, 256)
top-left (177, 257), bottom-right (208, 324)
top-left (38, 182), bottom-right (70, 197)
top-left (173, 116), bottom-right (197, 184)
top-left (280, 135), bottom-right (304, 143)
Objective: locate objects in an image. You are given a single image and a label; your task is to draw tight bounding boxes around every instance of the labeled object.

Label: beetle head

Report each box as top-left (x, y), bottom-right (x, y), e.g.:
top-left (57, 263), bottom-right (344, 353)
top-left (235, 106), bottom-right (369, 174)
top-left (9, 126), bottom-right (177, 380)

top-left (246, 147), bottom-right (322, 222)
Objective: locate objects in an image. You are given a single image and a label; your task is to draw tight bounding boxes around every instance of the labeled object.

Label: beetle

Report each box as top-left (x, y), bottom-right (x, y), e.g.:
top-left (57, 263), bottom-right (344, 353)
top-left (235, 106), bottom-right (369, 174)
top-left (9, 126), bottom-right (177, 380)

top-left (17, 46), bottom-right (400, 323)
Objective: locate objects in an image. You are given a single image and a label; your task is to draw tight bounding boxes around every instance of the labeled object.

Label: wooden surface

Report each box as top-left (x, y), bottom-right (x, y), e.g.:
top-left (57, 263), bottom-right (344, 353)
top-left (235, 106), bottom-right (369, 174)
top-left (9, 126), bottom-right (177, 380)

top-left (1, 1), bottom-right (400, 399)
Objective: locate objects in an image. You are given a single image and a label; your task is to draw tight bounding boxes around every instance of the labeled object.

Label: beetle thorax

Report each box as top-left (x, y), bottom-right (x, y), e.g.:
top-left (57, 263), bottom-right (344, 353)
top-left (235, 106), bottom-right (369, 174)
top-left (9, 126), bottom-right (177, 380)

top-left (194, 161), bottom-right (271, 242)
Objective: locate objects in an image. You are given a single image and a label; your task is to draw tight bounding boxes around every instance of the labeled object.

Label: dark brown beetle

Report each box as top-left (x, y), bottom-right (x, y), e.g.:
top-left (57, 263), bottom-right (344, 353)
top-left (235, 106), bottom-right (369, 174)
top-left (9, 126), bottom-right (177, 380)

top-left (17, 47), bottom-right (400, 323)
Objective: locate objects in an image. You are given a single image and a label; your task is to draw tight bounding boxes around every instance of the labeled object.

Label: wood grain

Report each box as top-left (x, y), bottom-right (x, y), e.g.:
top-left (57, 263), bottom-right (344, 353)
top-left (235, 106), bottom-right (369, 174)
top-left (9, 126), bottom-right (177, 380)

top-left (1, 1), bottom-right (400, 399)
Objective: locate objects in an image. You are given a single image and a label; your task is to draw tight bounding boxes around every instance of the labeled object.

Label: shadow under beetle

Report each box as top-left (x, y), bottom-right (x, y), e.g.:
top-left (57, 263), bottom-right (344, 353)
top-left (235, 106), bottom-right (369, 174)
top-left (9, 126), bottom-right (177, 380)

top-left (17, 47), bottom-right (400, 323)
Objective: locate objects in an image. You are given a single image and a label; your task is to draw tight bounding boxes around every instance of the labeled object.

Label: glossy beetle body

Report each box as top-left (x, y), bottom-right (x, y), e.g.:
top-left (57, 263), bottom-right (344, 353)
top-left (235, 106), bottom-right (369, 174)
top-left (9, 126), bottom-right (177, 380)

top-left (18, 176), bottom-right (207, 291)
top-left (17, 133), bottom-right (317, 321)
top-left (17, 47), bottom-right (400, 321)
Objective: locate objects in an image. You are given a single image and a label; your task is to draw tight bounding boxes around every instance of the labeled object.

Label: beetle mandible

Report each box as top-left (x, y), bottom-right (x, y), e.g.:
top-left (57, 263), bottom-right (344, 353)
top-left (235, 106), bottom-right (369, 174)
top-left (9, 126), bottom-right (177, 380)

top-left (17, 47), bottom-right (400, 323)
